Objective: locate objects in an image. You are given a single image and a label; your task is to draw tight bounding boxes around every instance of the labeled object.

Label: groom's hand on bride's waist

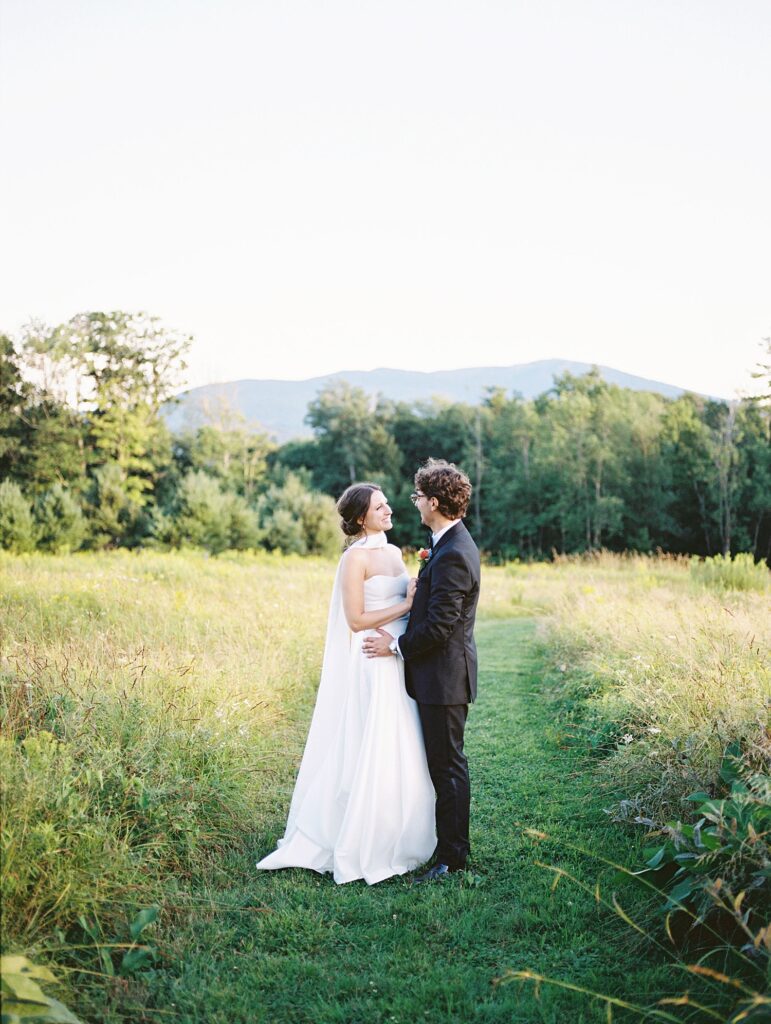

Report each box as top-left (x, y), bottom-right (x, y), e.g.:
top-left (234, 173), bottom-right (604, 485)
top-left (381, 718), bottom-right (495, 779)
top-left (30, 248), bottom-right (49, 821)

top-left (362, 628), bottom-right (396, 659)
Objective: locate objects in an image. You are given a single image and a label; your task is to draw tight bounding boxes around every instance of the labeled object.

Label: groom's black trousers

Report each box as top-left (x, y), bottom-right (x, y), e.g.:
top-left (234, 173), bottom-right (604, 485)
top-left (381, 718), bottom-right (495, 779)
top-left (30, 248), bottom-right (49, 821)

top-left (417, 703), bottom-right (470, 869)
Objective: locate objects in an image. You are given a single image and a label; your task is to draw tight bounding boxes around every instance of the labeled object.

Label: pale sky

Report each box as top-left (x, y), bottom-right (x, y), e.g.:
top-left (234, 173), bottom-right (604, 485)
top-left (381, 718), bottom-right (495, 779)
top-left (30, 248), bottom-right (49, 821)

top-left (1, 0), bottom-right (769, 399)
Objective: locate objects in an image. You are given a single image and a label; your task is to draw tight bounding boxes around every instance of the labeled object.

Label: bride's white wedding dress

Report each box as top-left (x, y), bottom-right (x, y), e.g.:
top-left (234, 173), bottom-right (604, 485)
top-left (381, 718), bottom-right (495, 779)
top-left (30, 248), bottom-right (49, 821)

top-left (256, 535), bottom-right (436, 884)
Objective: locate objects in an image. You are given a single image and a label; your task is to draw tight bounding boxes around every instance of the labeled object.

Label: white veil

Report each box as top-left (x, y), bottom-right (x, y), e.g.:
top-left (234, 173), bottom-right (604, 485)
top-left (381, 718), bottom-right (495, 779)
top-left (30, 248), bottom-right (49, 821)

top-left (279, 531), bottom-right (387, 842)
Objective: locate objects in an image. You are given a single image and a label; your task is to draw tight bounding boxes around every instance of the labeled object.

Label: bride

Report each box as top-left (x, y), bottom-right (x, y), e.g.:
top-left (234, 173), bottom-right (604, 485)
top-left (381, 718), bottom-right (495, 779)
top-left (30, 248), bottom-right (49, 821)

top-left (256, 482), bottom-right (436, 884)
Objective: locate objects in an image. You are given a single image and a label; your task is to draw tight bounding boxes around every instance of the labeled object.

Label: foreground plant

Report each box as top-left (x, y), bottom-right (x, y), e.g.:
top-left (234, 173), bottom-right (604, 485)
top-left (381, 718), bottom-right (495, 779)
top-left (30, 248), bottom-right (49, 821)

top-left (506, 822), bottom-right (770, 1023)
top-left (0, 955), bottom-right (83, 1024)
top-left (638, 745), bottom-right (770, 957)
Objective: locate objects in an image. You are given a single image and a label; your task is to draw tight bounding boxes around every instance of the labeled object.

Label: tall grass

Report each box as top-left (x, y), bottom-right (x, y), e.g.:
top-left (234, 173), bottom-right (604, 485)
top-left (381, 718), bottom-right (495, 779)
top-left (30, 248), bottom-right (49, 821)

top-left (690, 552), bottom-right (771, 593)
top-left (1, 549), bottom-right (767, 1022)
top-left (0, 548), bottom-right (522, 954)
top-left (512, 552), bottom-right (770, 813)
top-left (0, 549), bottom-right (334, 949)
top-left (510, 551), bottom-right (770, 991)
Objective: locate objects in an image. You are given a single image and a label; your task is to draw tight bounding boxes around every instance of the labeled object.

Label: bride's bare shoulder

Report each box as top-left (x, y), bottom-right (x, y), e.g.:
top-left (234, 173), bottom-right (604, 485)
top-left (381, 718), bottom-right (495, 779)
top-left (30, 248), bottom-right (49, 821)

top-left (340, 546), bottom-right (367, 572)
top-left (386, 543), bottom-right (408, 568)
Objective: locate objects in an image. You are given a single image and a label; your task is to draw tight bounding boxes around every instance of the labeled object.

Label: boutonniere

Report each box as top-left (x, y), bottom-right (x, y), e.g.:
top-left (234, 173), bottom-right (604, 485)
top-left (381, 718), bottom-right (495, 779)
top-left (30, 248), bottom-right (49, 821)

top-left (417, 548), bottom-right (432, 574)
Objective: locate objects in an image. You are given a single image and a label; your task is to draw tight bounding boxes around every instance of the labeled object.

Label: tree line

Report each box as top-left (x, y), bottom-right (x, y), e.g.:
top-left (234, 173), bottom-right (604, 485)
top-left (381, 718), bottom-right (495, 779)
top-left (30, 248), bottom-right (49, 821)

top-left (1, 313), bottom-right (768, 560)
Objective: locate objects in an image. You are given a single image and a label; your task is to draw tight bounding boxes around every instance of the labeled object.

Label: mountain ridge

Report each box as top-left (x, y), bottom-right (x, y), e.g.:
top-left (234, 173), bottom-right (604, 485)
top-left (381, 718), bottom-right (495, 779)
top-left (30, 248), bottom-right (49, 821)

top-left (164, 358), bottom-right (712, 441)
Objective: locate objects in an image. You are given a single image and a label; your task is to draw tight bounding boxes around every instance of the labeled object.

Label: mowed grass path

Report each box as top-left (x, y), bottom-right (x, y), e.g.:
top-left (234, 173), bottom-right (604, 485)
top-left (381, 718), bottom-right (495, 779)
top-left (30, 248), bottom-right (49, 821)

top-left (89, 618), bottom-right (683, 1024)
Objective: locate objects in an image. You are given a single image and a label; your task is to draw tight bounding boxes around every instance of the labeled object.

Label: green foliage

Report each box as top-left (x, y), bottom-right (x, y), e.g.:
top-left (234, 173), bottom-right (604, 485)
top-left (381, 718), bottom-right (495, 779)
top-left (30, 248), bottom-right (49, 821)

top-left (542, 371), bottom-right (629, 550)
top-left (304, 381), bottom-right (403, 495)
top-left (750, 334), bottom-right (771, 402)
top-left (68, 312), bottom-right (188, 506)
top-left (1, 556), bottom-right (766, 1021)
top-left (540, 557), bottom-right (769, 815)
top-left (170, 469), bottom-right (232, 552)
top-left (691, 552), bottom-right (770, 592)
top-left (85, 462), bottom-right (136, 549)
top-left (169, 470), bottom-right (261, 553)
top-left (175, 422), bottom-right (274, 498)
top-left (0, 550), bottom-right (333, 962)
top-left (637, 746), bottom-right (769, 958)
top-left (72, 905), bottom-right (160, 980)
top-left (0, 955), bottom-right (83, 1023)
top-left (0, 335), bottom-right (29, 475)
top-left (34, 485), bottom-right (86, 554)
top-left (4, 314), bottom-right (771, 560)
top-left (533, 556), bottom-right (770, 988)
top-left (225, 491), bottom-right (263, 550)
top-left (7, 311), bottom-right (189, 509)
top-left (0, 480), bottom-right (37, 553)
top-left (13, 400), bottom-right (86, 497)
top-left (120, 909), bottom-right (160, 976)
top-left (0, 691), bottom-right (261, 946)
top-left (1, 729), bottom-right (139, 938)
top-left (305, 380), bottom-right (376, 488)
top-left (257, 470), bottom-right (340, 557)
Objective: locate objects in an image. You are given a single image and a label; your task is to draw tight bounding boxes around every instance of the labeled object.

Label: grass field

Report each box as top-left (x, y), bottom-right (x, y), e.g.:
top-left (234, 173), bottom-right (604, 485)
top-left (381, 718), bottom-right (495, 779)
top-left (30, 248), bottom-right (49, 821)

top-left (1, 550), bottom-right (768, 1022)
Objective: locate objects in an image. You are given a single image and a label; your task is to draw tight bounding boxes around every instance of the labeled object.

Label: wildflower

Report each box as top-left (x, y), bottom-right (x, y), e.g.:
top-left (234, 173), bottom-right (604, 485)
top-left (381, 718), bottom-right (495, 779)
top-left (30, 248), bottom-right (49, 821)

top-left (621, 733), bottom-right (634, 744)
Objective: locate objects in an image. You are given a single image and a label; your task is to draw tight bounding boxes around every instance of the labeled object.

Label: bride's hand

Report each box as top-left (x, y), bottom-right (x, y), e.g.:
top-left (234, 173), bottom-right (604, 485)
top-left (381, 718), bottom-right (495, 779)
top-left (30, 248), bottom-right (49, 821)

top-left (406, 577), bottom-right (418, 604)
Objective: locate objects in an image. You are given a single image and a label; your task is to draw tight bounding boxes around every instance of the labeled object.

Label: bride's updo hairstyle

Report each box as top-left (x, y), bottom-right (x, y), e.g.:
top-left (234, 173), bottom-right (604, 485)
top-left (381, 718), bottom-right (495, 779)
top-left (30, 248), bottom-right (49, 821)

top-left (414, 458), bottom-right (471, 519)
top-left (336, 482), bottom-right (382, 544)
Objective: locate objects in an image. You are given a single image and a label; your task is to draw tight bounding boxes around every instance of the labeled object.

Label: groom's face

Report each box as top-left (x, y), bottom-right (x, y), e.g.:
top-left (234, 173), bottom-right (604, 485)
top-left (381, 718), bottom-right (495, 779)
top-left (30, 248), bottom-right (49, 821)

top-left (412, 490), bottom-right (438, 528)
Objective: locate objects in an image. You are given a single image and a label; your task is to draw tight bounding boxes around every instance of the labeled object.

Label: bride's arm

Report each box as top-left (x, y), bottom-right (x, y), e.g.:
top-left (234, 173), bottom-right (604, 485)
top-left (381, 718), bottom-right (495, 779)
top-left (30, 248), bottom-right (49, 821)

top-left (340, 550), bottom-right (413, 633)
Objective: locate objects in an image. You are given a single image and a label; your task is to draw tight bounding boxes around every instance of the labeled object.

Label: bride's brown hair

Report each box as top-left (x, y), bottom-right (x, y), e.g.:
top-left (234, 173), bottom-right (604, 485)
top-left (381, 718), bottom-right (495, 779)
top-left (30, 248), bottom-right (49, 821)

top-left (336, 482), bottom-right (382, 543)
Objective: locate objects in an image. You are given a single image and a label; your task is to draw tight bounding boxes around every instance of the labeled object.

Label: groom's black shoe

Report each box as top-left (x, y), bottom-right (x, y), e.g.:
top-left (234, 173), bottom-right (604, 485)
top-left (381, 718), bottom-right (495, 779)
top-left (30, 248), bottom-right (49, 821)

top-left (412, 862), bottom-right (464, 884)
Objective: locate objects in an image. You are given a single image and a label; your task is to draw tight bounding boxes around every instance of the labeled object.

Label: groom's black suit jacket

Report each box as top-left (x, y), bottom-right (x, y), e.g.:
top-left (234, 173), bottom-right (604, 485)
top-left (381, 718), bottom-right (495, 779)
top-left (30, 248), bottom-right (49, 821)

top-left (399, 520), bottom-right (480, 706)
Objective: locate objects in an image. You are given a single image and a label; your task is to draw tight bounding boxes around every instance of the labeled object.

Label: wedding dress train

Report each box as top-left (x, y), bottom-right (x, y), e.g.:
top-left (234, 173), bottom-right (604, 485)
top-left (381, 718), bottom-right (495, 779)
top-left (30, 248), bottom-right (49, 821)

top-left (256, 541), bottom-right (436, 885)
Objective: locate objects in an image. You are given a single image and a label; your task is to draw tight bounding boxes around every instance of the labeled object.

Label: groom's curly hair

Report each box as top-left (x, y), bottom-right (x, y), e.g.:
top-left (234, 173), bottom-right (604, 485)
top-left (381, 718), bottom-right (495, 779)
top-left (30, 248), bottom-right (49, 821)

top-left (415, 458), bottom-right (471, 519)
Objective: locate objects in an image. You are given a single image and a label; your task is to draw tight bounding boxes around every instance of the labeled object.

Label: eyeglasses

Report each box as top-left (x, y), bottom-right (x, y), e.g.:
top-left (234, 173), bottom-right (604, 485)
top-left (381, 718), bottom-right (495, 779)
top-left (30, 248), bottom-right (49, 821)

top-left (410, 491), bottom-right (428, 505)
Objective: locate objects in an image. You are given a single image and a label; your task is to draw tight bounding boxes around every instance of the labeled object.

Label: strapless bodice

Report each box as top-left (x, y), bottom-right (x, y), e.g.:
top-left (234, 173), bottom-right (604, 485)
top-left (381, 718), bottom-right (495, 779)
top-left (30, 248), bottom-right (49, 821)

top-left (363, 572), bottom-right (409, 638)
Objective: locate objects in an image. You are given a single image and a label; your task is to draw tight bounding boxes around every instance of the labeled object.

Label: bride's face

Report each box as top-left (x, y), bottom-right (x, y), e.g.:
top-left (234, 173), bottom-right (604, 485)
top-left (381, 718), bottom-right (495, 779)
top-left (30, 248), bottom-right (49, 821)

top-left (359, 490), bottom-right (393, 533)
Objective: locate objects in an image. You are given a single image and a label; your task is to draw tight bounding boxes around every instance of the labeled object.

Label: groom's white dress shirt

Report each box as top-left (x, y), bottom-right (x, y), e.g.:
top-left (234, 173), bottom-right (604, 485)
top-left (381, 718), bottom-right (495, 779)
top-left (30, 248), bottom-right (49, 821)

top-left (431, 520), bottom-right (460, 547)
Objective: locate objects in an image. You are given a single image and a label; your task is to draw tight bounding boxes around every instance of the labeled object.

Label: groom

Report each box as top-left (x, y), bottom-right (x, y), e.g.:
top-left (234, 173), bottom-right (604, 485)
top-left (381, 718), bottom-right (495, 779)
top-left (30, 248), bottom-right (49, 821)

top-left (363, 458), bottom-right (480, 881)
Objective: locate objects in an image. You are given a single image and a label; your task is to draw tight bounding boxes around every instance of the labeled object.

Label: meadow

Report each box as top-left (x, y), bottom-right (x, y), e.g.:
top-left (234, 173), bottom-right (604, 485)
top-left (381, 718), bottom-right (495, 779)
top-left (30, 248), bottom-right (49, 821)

top-left (1, 550), bottom-right (768, 1023)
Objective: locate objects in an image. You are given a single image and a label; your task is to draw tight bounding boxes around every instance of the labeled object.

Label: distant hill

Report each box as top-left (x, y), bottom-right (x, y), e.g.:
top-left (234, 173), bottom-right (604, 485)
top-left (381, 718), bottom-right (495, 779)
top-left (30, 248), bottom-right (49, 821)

top-left (163, 359), bottom-right (703, 441)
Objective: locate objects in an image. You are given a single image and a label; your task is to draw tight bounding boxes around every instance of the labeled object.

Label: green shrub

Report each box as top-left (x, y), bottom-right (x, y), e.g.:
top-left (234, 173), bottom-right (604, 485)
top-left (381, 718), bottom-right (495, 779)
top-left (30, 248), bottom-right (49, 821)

top-left (35, 484), bottom-right (86, 553)
top-left (691, 553), bottom-right (770, 592)
top-left (258, 471), bottom-right (340, 557)
top-left (167, 472), bottom-right (262, 552)
top-left (0, 479), bottom-right (37, 553)
top-left (170, 470), bottom-right (231, 552)
top-left (636, 743), bottom-right (769, 960)
top-left (225, 491), bottom-right (262, 550)
top-left (86, 462), bottom-right (137, 549)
